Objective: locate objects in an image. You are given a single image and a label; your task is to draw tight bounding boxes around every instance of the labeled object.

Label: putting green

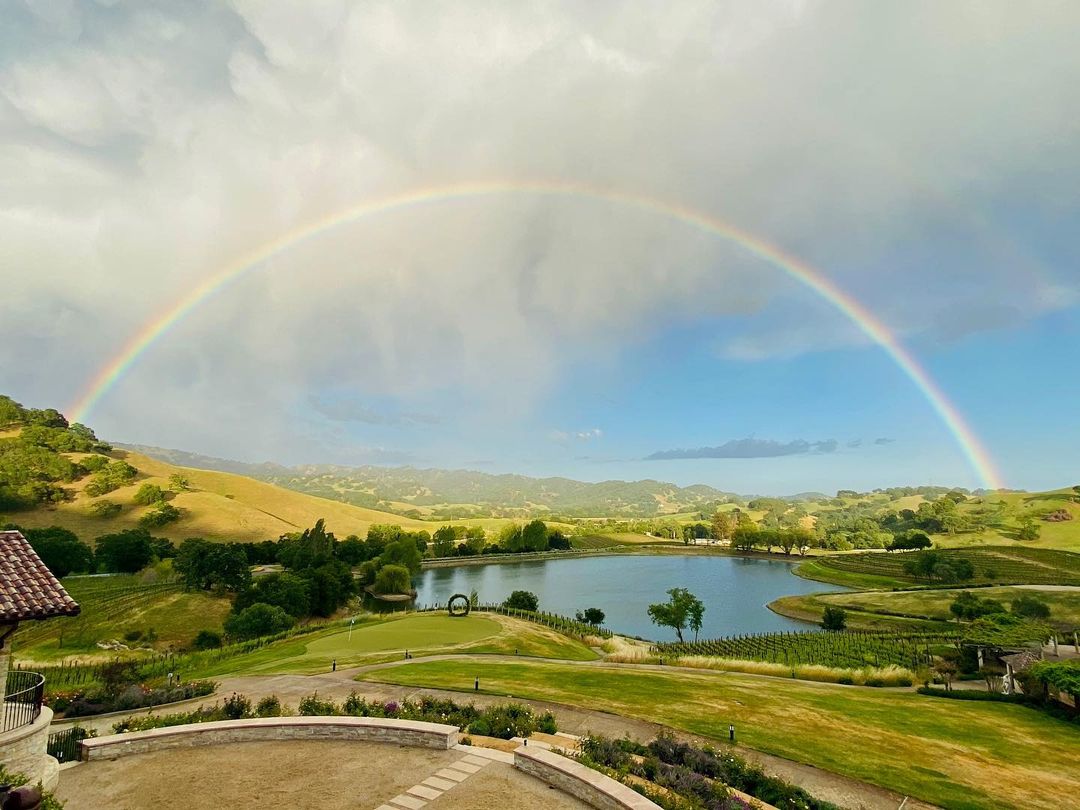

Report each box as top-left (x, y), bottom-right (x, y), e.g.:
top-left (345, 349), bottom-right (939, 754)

top-left (304, 614), bottom-right (501, 657)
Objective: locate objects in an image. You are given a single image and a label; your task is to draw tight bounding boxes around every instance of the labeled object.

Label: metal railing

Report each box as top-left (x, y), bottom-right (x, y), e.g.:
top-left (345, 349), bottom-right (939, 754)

top-left (3, 670), bottom-right (45, 733)
top-left (47, 727), bottom-right (93, 763)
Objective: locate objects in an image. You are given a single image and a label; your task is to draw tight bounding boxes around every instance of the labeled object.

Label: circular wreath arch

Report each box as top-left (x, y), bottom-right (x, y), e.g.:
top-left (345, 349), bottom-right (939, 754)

top-left (447, 593), bottom-right (471, 617)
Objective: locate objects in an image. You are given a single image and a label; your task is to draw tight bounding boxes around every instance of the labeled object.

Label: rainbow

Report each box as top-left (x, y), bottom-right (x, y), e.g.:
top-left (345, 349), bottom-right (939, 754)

top-left (67, 180), bottom-right (1006, 490)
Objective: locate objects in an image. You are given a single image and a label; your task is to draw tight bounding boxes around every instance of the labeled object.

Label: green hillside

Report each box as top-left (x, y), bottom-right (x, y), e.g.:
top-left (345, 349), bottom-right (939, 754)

top-left (0, 394), bottom-right (515, 544)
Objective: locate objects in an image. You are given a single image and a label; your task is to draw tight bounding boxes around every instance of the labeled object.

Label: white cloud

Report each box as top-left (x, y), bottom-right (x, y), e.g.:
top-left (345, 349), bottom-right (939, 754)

top-left (0, 0), bottom-right (1077, 463)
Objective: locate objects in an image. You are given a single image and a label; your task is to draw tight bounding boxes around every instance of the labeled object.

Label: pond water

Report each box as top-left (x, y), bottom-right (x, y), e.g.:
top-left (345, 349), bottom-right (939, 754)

top-left (411, 554), bottom-right (847, 641)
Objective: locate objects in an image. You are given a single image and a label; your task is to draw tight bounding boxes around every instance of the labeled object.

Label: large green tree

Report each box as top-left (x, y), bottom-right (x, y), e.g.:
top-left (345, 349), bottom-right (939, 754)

top-left (521, 519), bottom-right (549, 552)
top-left (711, 510), bottom-right (733, 541)
top-left (432, 525), bottom-right (459, 558)
top-left (24, 526), bottom-right (93, 577)
top-left (224, 603), bottom-right (294, 640)
top-left (94, 528), bottom-right (155, 573)
top-left (380, 537), bottom-right (422, 574)
top-left (302, 561), bottom-right (355, 615)
top-left (647, 588), bottom-right (704, 643)
top-left (234, 572), bottom-right (311, 617)
top-left (175, 539), bottom-right (251, 592)
top-left (278, 518), bottom-right (336, 569)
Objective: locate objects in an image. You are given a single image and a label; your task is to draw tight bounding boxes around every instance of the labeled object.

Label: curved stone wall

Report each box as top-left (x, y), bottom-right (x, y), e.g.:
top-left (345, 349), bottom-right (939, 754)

top-left (514, 746), bottom-right (662, 810)
top-left (79, 716), bottom-right (460, 761)
top-left (0, 706), bottom-right (60, 790)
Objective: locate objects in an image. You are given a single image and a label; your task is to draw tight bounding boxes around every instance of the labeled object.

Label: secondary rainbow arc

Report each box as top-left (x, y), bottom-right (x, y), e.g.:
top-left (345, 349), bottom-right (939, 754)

top-left (67, 180), bottom-right (1006, 491)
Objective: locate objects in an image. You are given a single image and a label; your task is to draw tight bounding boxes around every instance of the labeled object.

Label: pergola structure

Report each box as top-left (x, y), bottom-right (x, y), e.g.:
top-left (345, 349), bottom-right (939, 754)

top-left (0, 530), bottom-right (80, 787)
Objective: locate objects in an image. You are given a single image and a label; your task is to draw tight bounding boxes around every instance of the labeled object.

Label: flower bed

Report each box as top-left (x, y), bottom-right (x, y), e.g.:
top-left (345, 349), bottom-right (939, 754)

top-left (51, 679), bottom-right (216, 718)
top-left (112, 691), bottom-right (558, 740)
top-left (579, 732), bottom-right (840, 810)
top-left (301, 692), bottom-right (557, 739)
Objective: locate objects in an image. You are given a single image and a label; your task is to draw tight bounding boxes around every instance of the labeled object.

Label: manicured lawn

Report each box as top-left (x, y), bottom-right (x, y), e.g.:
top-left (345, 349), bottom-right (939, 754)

top-left (193, 613), bottom-right (597, 677)
top-left (306, 614), bottom-right (499, 656)
top-left (360, 659), bottom-right (1080, 810)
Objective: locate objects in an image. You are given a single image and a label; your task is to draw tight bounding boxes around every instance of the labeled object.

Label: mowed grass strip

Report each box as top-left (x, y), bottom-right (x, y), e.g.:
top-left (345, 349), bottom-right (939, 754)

top-left (360, 659), bottom-right (1080, 810)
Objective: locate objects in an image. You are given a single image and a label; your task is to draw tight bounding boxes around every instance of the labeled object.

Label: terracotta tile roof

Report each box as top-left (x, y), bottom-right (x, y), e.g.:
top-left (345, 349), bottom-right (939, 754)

top-left (1001, 650), bottom-right (1041, 672)
top-left (0, 530), bottom-right (80, 623)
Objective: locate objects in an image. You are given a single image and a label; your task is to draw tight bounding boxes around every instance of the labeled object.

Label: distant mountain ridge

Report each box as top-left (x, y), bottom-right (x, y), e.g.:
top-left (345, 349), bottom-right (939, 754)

top-left (118, 444), bottom-right (741, 518)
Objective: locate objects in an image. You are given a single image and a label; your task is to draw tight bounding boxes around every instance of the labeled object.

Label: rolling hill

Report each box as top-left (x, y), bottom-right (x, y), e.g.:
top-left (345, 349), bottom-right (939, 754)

top-left (4, 448), bottom-right (455, 543)
top-left (120, 444), bottom-right (741, 518)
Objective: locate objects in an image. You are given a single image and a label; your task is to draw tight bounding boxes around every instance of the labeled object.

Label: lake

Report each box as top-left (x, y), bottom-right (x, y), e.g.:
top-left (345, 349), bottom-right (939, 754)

top-left (412, 554), bottom-right (846, 641)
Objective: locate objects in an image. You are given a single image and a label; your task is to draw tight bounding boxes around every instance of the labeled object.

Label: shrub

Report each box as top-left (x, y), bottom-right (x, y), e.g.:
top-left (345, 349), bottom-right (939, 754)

top-left (0, 764), bottom-right (65, 810)
top-left (90, 499), bottom-right (122, 518)
top-left (821, 606), bottom-right (847, 631)
top-left (576, 607), bottom-right (606, 625)
top-left (82, 455), bottom-right (109, 472)
top-left (222, 693), bottom-right (253, 720)
top-left (917, 686), bottom-right (1031, 704)
top-left (193, 629), bottom-right (222, 650)
top-left (113, 705), bottom-right (225, 733)
top-left (133, 483), bottom-right (166, 506)
top-left (1011, 594), bottom-right (1051, 620)
top-left (469, 703), bottom-right (537, 739)
top-left (84, 460), bottom-right (138, 497)
top-left (139, 502), bottom-right (181, 528)
top-left (298, 692), bottom-right (339, 716)
top-left (371, 564), bottom-right (412, 595)
top-left (256, 696), bottom-right (282, 717)
top-left (503, 590), bottom-right (540, 612)
top-left (123, 629), bottom-right (143, 643)
top-left (537, 711), bottom-right (557, 734)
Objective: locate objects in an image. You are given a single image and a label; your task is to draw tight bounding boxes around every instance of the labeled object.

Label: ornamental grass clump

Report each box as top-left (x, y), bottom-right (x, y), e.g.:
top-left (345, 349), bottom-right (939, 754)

top-left (670, 657), bottom-right (914, 686)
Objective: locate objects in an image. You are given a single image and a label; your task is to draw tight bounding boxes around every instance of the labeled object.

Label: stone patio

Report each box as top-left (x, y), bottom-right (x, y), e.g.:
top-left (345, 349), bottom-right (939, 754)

top-left (55, 739), bottom-right (590, 810)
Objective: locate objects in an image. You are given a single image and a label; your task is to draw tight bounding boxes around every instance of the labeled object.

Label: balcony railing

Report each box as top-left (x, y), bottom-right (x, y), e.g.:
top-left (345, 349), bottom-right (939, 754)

top-left (3, 670), bottom-right (45, 733)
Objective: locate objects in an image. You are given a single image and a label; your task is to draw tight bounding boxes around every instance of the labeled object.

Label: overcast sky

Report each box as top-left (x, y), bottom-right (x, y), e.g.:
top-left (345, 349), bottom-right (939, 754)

top-left (1, 1), bottom-right (1078, 494)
